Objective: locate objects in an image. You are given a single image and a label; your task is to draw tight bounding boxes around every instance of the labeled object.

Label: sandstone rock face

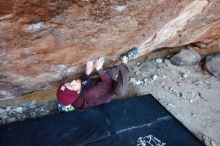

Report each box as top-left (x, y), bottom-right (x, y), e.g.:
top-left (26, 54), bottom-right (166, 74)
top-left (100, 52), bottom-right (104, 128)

top-left (0, 0), bottom-right (220, 98)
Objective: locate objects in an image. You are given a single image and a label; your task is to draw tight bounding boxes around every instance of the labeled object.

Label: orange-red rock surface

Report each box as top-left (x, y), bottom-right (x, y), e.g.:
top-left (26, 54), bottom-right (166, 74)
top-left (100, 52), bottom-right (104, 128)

top-left (0, 0), bottom-right (219, 98)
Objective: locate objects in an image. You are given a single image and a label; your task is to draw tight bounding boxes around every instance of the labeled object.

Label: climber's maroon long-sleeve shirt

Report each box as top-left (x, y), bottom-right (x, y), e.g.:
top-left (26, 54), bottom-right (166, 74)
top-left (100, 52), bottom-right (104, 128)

top-left (72, 69), bottom-right (113, 109)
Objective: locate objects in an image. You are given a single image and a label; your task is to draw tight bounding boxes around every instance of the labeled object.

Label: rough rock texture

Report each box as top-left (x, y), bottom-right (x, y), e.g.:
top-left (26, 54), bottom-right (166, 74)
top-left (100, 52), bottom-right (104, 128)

top-left (170, 48), bottom-right (201, 66)
top-left (205, 53), bottom-right (220, 77)
top-left (0, 0), bottom-right (220, 98)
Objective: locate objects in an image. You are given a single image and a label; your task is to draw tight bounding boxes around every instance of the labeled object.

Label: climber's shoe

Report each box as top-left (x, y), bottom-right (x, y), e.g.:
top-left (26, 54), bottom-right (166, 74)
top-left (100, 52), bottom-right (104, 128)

top-left (120, 47), bottom-right (138, 60)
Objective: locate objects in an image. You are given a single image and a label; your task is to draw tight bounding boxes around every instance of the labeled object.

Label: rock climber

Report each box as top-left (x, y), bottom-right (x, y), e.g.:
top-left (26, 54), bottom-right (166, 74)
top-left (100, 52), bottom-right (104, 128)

top-left (56, 48), bottom-right (138, 112)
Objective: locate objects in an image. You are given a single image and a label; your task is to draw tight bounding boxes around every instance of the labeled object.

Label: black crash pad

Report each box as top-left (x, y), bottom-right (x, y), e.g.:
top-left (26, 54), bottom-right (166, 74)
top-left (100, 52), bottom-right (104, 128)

top-left (0, 94), bottom-right (205, 146)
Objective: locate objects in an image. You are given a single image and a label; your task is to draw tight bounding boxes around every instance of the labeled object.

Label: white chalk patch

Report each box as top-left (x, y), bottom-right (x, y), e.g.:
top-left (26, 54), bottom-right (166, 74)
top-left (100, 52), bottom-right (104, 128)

top-left (57, 65), bottom-right (67, 69)
top-left (27, 22), bottom-right (45, 31)
top-left (66, 66), bottom-right (77, 74)
top-left (61, 86), bottom-right (65, 91)
top-left (115, 5), bottom-right (126, 12)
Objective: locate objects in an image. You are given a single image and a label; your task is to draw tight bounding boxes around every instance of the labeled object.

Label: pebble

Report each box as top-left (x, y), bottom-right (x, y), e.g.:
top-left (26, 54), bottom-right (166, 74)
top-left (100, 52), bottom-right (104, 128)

top-left (156, 69), bottom-right (161, 72)
top-left (162, 75), bottom-right (167, 79)
top-left (167, 55), bottom-right (171, 58)
top-left (177, 81), bottom-right (183, 86)
top-left (144, 79), bottom-right (148, 82)
top-left (1, 115), bottom-right (8, 120)
top-left (1, 120), bottom-right (6, 125)
top-left (0, 108), bottom-right (5, 114)
top-left (142, 74), bottom-right (147, 76)
top-left (211, 140), bottom-right (217, 146)
top-left (156, 58), bottom-right (163, 63)
top-left (30, 112), bottom-right (36, 118)
top-left (160, 82), bottom-right (165, 85)
top-left (6, 106), bottom-right (11, 111)
top-left (40, 108), bottom-right (45, 112)
top-left (22, 107), bottom-right (27, 112)
top-left (168, 103), bottom-right (175, 108)
top-left (191, 113), bottom-right (197, 117)
top-left (15, 107), bottom-right (23, 113)
top-left (177, 92), bottom-right (182, 97)
top-left (163, 86), bottom-right (169, 90)
top-left (30, 100), bottom-right (36, 106)
top-left (22, 115), bottom-right (26, 119)
top-left (152, 74), bottom-right (158, 80)
top-left (129, 78), bottom-right (137, 84)
top-left (30, 104), bottom-right (36, 109)
top-left (143, 80), bottom-right (148, 86)
top-left (183, 73), bottom-right (188, 78)
top-left (135, 80), bottom-right (143, 85)
top-left (30, 100), bottom-right (36, 109)
top-left (9, 110), bottom-right (13, 114)
top-left (203, 135), bottom-right (214, 146)
top-left (196, 80), bottom-right (211, 87)
top-left (16, 115), bottom-right (23, 120)
top-left (169, 87), bottom-right (174, 91)
top-left (7, 117), bottom-right (16, 123)
top-left (163, 86), bottom-right (182, 97)
top-left (148, 80), bottom-right (153, 83)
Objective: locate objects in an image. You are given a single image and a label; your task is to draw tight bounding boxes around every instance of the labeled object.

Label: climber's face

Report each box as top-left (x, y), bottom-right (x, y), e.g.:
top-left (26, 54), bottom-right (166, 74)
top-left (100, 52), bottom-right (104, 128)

top-left (69, 79), bottom-right (82, 93)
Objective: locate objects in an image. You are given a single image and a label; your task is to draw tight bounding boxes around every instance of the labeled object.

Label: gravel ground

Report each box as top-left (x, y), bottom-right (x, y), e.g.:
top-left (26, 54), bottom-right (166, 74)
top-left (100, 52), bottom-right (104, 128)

top-left (0, 99), bottom-right (57, 125)
top-left (123, 58), bottom-right (220, 146)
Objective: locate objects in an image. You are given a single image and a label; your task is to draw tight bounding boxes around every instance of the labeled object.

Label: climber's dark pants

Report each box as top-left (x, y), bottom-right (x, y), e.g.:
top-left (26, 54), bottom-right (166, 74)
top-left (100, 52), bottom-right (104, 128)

top-left (106, 63), bottom-right (131, 96)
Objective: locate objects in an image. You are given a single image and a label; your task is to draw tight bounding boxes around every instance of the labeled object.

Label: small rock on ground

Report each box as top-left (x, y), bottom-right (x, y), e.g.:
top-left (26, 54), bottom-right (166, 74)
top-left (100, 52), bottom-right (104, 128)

top-left (156, 58), bottom-right (163, 63)
top-left (7, 117), bottom-right (16, 123)
top-left (0, 108), bottom-right (5, 114)
top-left (182, 73), bottom-right (188, 78)
top-left (6, 106), bottom-right (11, 111)
top-left (152, 74), bottom-right (158, 80)
top-left (15, 107), bottom-right (23, 113)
